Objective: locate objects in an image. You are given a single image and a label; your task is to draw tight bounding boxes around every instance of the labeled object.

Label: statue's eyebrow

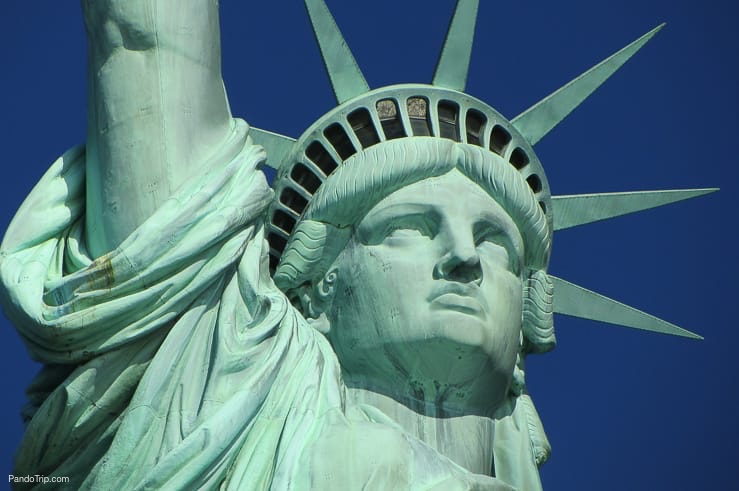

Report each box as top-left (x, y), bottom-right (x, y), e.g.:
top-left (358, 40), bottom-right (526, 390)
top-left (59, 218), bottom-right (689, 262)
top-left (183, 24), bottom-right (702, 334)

top-left (362, 202), bottom-right (436, 222)
top-left (356, 202), bottom-right (440, 240)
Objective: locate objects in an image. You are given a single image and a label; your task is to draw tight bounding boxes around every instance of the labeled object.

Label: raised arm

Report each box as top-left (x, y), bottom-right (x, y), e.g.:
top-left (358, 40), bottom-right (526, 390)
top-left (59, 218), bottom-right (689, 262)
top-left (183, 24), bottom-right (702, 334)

top-left (82, 0), bottom-right (233, 256)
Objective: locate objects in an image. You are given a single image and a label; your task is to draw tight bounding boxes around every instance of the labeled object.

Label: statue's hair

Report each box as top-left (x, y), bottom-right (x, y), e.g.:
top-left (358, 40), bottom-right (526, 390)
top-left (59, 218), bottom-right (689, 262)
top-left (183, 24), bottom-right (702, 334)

top-left (273, 220), bottom-right (350, 292)
top-left (522, 269), bottom-right (556, 354)
top-left (520, 393), bottom-right (552, 466)
top-left (511, 351), bottom-right (552, 466)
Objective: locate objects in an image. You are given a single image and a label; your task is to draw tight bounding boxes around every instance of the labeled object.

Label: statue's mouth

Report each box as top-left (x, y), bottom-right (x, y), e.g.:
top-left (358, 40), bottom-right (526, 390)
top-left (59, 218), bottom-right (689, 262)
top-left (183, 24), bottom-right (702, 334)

top-left (428, 285), bottom-right (486, 318)
top-left (430, 293), bottom-right (483, 316)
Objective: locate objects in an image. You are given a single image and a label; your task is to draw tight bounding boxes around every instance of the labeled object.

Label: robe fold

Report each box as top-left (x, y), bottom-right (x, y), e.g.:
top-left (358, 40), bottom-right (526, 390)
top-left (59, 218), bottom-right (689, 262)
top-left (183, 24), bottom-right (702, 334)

top-left (1, 120), bottom-right (538, 490)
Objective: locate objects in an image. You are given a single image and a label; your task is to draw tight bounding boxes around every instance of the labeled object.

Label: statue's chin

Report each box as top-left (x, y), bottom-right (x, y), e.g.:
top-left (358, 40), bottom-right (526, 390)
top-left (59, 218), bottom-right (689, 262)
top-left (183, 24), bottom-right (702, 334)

top-left (340, 338), bottom-right (513, 417)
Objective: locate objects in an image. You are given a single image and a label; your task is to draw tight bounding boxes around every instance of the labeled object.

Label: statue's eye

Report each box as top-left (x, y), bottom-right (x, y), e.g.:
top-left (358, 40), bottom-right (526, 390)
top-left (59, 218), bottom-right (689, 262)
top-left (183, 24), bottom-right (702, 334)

top-left (385, 227), bottom-right (424, 238)
top-left (357, 208), bottom-right (440, 245)
top-left (474, 226), bottom-right (503, 246)
top-left (474, 224), bottom-right (520, 274)
top-left (383, 215), bottom-right (435, 241)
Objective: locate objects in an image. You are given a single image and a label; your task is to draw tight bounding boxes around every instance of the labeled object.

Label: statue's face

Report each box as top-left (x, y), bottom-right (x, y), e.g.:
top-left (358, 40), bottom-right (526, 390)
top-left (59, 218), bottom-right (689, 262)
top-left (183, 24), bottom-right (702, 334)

top-left (325, 169), bottom-right (524, 414)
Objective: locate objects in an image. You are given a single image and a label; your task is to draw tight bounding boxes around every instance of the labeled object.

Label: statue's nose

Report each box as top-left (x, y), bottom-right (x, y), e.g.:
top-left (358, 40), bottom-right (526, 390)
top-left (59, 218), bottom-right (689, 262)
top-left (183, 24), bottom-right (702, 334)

top-left (433, 231), bottom-right (482, 284)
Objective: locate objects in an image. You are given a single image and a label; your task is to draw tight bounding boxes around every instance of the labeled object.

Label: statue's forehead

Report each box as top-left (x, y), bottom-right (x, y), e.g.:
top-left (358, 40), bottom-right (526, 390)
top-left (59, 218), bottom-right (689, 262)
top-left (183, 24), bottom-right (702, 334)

top-left (360, 169), bottom-right (522, 236)
top-left (367, 168), bottom-right (495, 210)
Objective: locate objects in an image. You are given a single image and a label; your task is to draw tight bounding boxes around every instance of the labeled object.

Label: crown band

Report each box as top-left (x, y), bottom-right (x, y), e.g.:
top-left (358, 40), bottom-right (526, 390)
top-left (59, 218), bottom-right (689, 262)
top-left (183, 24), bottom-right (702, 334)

top-left (267, 84), bottom-right (552, 271)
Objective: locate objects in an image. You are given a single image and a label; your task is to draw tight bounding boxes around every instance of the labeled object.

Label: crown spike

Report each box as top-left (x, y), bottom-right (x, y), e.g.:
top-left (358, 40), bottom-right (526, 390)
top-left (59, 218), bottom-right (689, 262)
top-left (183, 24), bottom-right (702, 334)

top-left (249, 127), bottom-right (296, 171)
top-left (552, 188), bottom-right (718, 231)
top-left (432, 0), bottom-right (480, 91)
top-left (551, 276), bottom-right (702, 339)
top-left (304, 0), bottom-right (370, 104)
top-left (512, 24), bottom-right (665, 145)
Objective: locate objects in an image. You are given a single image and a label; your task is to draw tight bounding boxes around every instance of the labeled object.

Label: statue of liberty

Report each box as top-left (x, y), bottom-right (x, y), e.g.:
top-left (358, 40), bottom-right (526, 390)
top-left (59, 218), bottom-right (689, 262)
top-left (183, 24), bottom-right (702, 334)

top-left (0, 0), bottom-right (714, 489)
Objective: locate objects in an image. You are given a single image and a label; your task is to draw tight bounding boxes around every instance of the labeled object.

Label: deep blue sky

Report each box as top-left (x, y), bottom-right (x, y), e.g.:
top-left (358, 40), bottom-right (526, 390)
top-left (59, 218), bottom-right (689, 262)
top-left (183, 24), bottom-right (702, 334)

top-left (1, 1), bottom-right (737, 489)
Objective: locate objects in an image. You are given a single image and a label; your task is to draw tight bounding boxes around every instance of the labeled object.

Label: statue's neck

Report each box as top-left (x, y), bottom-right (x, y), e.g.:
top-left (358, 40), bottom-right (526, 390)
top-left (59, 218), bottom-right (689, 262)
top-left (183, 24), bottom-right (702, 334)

top-left (345, 386), bottom-right (495, 476)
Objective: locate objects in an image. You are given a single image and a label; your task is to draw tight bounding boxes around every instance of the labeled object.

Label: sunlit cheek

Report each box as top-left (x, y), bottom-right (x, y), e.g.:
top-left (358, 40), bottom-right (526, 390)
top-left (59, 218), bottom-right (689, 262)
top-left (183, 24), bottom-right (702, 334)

top-left (335, 245), bottom-right (397, 333)
top-left (480, 264), bottom-right (522, 329)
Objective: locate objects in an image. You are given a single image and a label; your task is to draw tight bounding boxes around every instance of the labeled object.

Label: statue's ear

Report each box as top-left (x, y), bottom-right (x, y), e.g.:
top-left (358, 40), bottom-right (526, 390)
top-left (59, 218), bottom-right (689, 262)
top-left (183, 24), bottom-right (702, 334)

top-left (299, 269), bottom-right (338, 335)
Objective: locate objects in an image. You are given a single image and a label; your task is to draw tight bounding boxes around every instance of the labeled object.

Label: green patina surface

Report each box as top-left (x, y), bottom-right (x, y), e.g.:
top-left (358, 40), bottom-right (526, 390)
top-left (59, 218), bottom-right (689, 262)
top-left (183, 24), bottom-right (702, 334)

top-left (0, 0), bottom-right (714, 489)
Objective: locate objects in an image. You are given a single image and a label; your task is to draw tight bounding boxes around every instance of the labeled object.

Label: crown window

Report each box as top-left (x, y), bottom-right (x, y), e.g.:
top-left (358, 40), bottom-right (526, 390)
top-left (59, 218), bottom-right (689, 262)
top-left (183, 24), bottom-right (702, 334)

top-left (490, 125), bottom-right (511, 155)
top-left (279, 187), bottom-right (309, 214)
top-left (465, 109), bottom-right (486, 146)
top-left (306, 141), bottom-right (338, 176)
top-left (324, 123), bottom-right (356, 160)
top-left (290, 162), bottom-right (322, 193)
top-left (348, 108), bottom-right (380, 148)
top-left (272, 210), bottom-right (297, 234)
top-left (510, 147), bottom-right (529, 169)
top-left (407, 97), bottom-right (432, 136)
top-left (377, 99), bottom-right (406, 140)
top-left (438, 101), bottom-right (460, 141)
top-left (527, 174), bottom-right (543, 193)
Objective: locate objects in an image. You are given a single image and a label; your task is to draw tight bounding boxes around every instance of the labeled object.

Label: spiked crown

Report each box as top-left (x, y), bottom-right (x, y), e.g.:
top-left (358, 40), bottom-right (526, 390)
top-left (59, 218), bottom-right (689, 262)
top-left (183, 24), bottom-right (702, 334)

top-left (251, 0), bottom-right (715, 340)
top-left (267, 84), bottom-right (552, 267)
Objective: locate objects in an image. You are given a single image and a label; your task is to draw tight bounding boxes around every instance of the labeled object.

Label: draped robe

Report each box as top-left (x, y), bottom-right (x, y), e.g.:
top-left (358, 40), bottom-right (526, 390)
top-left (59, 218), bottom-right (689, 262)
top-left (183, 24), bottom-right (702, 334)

top-left (1, 121), bottom-right (538, 490)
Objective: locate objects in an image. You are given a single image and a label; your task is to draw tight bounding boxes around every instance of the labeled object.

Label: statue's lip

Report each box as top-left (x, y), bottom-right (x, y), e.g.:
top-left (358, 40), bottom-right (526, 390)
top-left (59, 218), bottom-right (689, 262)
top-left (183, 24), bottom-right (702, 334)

top-left (428, 285), bottom-right (486, 317)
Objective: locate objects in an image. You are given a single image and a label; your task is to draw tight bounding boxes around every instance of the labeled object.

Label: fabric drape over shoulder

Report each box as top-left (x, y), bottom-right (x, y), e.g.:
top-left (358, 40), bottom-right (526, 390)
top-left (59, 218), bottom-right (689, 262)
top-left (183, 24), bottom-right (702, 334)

top-left (1, 120), bottom-right (539, 490)
top-left (0, 121), bottom-right (347, 489)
